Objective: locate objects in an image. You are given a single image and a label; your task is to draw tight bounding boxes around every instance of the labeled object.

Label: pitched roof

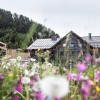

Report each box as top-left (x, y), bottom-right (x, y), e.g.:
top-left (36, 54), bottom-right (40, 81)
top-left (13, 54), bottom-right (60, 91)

top-left (27, 38), bottom-right (61, 49)
top-left (82, 36), bottom-right (100, 47)
top-left (56, 31), bottom-right (93, 48)
top-left (27, 31), bottom-right (94, 50)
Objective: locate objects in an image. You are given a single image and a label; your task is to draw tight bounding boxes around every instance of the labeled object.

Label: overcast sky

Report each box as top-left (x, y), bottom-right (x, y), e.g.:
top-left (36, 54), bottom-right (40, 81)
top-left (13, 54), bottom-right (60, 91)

top-left (0, 0), bottom-right (100, 37)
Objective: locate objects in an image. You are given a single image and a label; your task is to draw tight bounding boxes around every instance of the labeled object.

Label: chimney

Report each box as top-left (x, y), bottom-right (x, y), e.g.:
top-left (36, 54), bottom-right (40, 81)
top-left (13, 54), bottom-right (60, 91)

top-left (51, 34), bottom-right (57, 41)
top-left (88, 33), bottom-right (92, 40)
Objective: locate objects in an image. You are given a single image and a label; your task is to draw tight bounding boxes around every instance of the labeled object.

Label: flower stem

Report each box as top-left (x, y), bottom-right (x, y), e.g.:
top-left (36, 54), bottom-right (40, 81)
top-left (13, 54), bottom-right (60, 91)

top-left (25, 85), bottom-right (30, 100)
top-left (17, 91), bottom-right (26, 100)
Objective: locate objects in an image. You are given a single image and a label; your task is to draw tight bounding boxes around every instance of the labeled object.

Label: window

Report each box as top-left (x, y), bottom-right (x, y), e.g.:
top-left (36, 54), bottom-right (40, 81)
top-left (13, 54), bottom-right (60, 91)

top-left (70, 43), bottom-right (75, 47)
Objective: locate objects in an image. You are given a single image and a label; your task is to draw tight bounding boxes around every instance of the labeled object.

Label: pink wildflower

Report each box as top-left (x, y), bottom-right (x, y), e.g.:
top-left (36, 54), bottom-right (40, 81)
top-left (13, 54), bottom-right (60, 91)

top-left (77, 62), bottom-right (87, 73)
top-left (74, 74), bottom-right (82, 81)
top-left (30, 80), bottom-right (34, 85)
top-left (33, 74), bottom-right (39, 81)
top-left (93, 55), bottom-right (100, 64)
top-left (66, 73), bottom-right (73, 81)
top-left (21, 76), bottom-right (30, 84)
top-left (15, 84), bottom-right (23, 92)
top-left (34, 91), bottom-right (45, 100)
top-left (94, 71), bottom-right (100, 80)
top-left (85, 53), bottom-right (91, 63)
top-left (12, 95), bottom-right (19, 100)
top-left (56, 69), bottom-right (59, 75)
top-left (54, 96), bottom-right (60, 100)
top-left (0, 73), bottom-right (4, 81)
top-left (81, 85), bottom-right (90, 98)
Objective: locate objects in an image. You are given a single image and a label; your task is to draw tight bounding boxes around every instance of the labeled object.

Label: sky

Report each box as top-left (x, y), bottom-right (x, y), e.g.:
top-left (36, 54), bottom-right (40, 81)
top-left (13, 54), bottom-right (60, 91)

top-left (0, 0), bottom-right (100, 37)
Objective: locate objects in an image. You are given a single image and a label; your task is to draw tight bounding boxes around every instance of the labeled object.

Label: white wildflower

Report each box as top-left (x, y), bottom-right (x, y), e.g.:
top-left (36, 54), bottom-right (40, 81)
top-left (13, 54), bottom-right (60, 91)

top-left (1, 62), bottom-right (5, 65)
top-left (17, 56), bottom-right (22, 61)
top-left (16, 63), bottom-right (21, 67)
top-left (28, 71), bottom-right (35, 76)
top-left (7, 62), bottom-right (11, 66)
top-left (52, 69), bottom-right (56, 74)
top-left (22, 62), bottom-right (28, 69)
top-left (32, 82), bottom-right (41, 92)
top-left (63, 67), bottom-right (67, 72)
top-left (3, 65), bottom-right (8, 69)
top-left (47, 62), bottom-right (52, 67)
top-left (10, 58), bottom-right (16, 64)
top-left (21, 77), bottom-right (30, 84)
top-left (40, 75), bottom-right (69, 98)
top-left (25, 69), bottom-right (29, 75)
top-left (82, 76), bottom-right (89, 80)
top-left (30, 58), bottom-right (36, 62)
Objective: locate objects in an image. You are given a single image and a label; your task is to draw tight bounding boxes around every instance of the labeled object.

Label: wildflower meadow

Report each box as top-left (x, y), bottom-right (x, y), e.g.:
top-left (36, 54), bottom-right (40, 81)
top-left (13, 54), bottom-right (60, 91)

top-left (0, 51), bottom-right (100, 100)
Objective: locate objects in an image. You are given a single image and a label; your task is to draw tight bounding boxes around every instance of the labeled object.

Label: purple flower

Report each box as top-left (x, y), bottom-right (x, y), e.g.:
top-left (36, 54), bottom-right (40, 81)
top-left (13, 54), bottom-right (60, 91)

top-left (33, 74), bottom-right (39, 81)
top-left (56, 69), bottom-right (59, 74)
top-left (84, 80), bottom-right (91, 88)
top-left (81, 85), bottom-right (90, 98)
top-left (66, 73), bottom-right (73, 81)
top-left (77, 62), bottom-right (87, 73)
top-left (85, 53), bottom-right (91, 63)
top-left (93, 55), bottom-right (100, 64)
top-left (54, 96), bottom-right (60, 100)
top-left (21, 76), bottom-right (30, 84)
top-left (74, 74), bottom-right (82, 81)
top-left (34, 91), bottom-right (45, 100)
top-left (30, 80), bottom-right (34, 85)
top-left (0, 73), bottom-right (4, 81)
top-left (0, 73), bottom-right (2, 76)
top-left (94, 71), bottom-right (100, 80)
top-left (12, 95), bottom-right (19, 100)
top-left (30, 74), bottom-right (39, 82)
top-left (15, 85), bottom-right (23, 92)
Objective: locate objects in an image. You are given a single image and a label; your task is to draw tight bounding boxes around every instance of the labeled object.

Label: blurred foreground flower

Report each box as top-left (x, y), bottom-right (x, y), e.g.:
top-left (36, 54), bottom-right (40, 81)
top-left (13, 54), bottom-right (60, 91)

top-left (77, 62), bottom-right (87, 73)
top-left (0, 73), bottom-right (4, 81)
top-left (96, 86), bottom-right (100, 92)
top-left (94, 71), bottom-right (100, 80)
top-left (17, 56), bottom-right (22, 62)
top-left (40, 76), bottom-right (69, 99)
top-left (34, 91), bottom-right (45, 100)
top-left (15, 84), bottom-right (23, 92)
top-left (66, 73), bottom-right (73, 81)
top-left (81, 85), bottom-right (90, 98)
top-left (93, 55), bottom-right (100, 64)
top-left (21, 77), bottom-right (30, 84)
top-left (12, 94), bottom-right (19, 100)
top-left (85, 53), bottom-right (91, 63)
top-left (8, 72), bottom-right (13, 78)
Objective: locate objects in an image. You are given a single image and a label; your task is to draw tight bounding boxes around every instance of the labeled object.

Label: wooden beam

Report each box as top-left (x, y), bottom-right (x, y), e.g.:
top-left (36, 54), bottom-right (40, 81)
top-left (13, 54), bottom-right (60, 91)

top-left (0, 46), bottom-right (7, 51)
top-left (0, 42), bottom-right (6, 47)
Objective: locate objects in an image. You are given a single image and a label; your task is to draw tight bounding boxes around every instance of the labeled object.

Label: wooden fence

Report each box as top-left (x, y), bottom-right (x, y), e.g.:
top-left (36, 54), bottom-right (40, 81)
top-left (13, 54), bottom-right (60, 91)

top-left (7, 49), bottom-right (30, 60)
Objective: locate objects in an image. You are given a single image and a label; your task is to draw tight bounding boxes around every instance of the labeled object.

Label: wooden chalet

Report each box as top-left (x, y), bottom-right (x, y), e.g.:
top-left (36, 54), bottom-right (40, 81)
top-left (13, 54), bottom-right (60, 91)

top-left (27, 31), bottom-right (93, 64)
top-left (82, 33), bottom-right (100, 56)
top-left (51, 31), bottom-right (94, 64)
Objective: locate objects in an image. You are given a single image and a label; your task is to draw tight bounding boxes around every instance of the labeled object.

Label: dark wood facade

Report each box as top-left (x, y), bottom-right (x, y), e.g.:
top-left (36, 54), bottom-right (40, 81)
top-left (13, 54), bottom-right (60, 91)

top-left (52, 31), bottom-right (93, 64)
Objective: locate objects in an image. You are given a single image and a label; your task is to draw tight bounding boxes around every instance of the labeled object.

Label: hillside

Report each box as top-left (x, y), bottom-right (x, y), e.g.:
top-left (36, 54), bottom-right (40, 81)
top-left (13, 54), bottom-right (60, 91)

top-left (0, 8), bottom-right (59, 49)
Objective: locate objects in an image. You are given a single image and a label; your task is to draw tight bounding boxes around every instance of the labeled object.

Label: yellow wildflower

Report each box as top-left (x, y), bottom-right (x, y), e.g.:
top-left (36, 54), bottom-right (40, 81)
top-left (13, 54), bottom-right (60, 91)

top-left (38, 48), bottom-right (40, 52)
top-left (8, 73), bottom-right (13, 78)
top-left (96, 86), bottom-right (100, 92)
top-left (89, 73), bottom-right (93, 77)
